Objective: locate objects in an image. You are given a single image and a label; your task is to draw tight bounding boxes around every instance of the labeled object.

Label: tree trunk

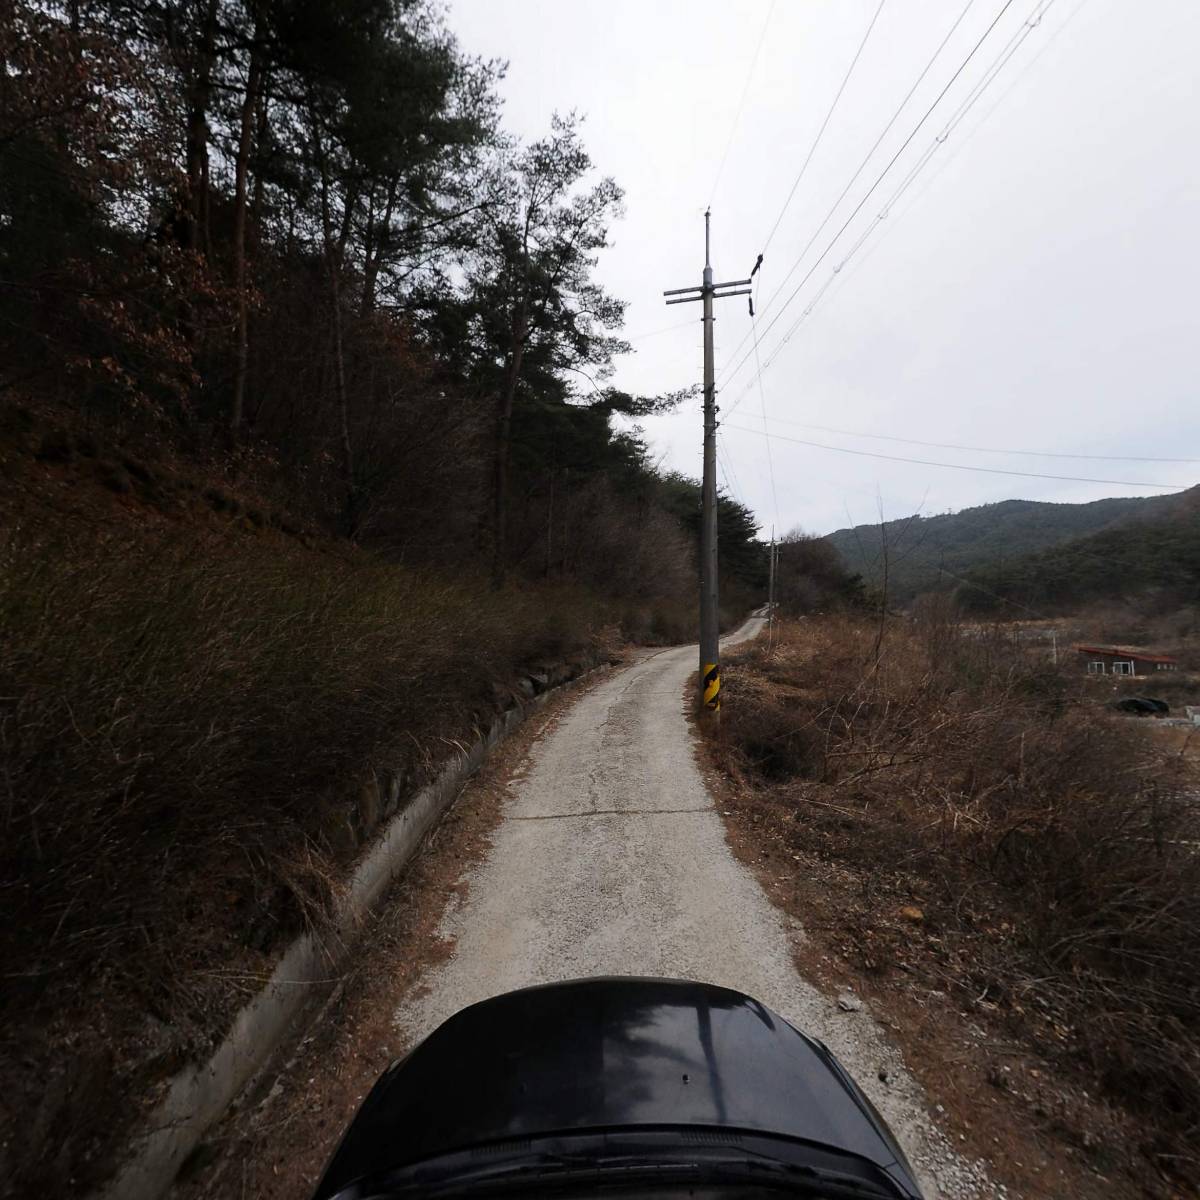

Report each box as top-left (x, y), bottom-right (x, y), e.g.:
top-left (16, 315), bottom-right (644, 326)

top-left (309, 104), bottom-right (359, 535)
top-left (183, 0), bottom-right (219, 255)
top-left (230, 40), bottom-right (263, 445)
top-left (545, 468), bottom-right (554, 577)
top-left (330, 265), bottom-right (356, 531)
top-left (361, 178), bottom-right (398, 315)
top-left (250, 83), bottom-right (268, 240)
top-left (491, 305), bottom-right (527, 588)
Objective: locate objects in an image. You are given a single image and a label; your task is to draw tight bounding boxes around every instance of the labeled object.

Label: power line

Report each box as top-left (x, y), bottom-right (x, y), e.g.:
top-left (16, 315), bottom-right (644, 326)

top-left (720, 0), bottom-right (1020, 396)
top-left (926, 560), bottom-right (1055, 618)
top-left (841, 0), bottom-right (1096, 291)
top-left (720, 421), bottom-right (1187, 490)
top-left (765, 0), bottom-right (1053, 368)
top-left (717, 0), bottom-right (982, 387)
top-left (844, 523), bottom-right (1122, 620)
top-left (625, 318), bottom-right (699, 342)
top-left (730, 412), bottom-right (1200, 464)
top-left (750, 304), bottom-right (781, 527)
top-left (725, 0), bottom-right (1030, 397)
top-left (760, 0), bottom-right (889, 254)
top-left (717, 439), bottom-right (747, 504)
top-left (716, 446), bottom-right (735, 498)
top-left (709, 0), bottom-right (777, 209)
top-left (722, 0), bottom-right (1057, 420)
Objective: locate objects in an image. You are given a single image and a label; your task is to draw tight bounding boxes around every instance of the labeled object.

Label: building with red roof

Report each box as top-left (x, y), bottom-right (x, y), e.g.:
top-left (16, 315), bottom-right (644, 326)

top-left (1074, 644), bottom-right (1179, 676)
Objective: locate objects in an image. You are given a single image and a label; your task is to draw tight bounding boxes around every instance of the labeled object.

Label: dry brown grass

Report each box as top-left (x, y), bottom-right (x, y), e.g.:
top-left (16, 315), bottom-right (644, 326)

top-left (0, 520), bottom-right (658, 1192)
top-left (717, 614), bottom-right (1200, 1184)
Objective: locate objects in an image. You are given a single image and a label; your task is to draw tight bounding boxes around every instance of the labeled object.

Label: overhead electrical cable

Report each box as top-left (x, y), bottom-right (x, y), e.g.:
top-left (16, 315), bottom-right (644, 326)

top-left (717, 441), bottom-right (747, 504)
top-left (722, 0), bottom-right (1057, 420)
top-left (716, 449), bottom-right (735, 499)
top-left (717, 0), bottom-right (981, 387)
top-left (718, 0), bottom-right (1018, 396)
top-left (760, 0), bottom-right (889, 254)
top-left (724, 412), bottom-right (1199, 464)
top-left (839, 0), bottom-right (1096, 290)
top-left (709, 0), bottom-right (778, 208)
top-left (625, 318), bottom-right (700, 342)
top-left (749, 299), bottom-right (781, 529)
top-left (724, 0), bottom-right (1029, 397)
top-left (733, 0), bottom-right (1093, 392)
top-left (922, 560), bottom-right (1055, 618)
top-left (719, 422), bottom-right (1185, 490)
top-left (745, 0), bottom-right (1054, 385)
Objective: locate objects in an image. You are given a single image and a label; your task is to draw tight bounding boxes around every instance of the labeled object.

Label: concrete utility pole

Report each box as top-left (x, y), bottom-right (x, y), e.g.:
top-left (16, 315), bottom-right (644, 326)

top-left (768, 526), bottom-right (776, 638)
top-left (663, 210), bottom-right (751, 719)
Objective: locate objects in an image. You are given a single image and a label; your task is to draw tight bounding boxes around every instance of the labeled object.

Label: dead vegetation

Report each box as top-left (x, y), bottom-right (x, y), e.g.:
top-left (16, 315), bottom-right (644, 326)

top-left (0, 395), bottom-right (724, 1197)
top-left (0, 517), bottom-right (654, 1194)
top-left (714, 612), bottom-right (1200, 1187)
top-left (170, 662), bottom-right (596, 1200)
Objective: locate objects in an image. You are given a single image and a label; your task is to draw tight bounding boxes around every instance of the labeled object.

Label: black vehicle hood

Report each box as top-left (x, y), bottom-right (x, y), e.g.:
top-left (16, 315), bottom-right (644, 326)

top-left (315, 977), bottom-right (920, 1198)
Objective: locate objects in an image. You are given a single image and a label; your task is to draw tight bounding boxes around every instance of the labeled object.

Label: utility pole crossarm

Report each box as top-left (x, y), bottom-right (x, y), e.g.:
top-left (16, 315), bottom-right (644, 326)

top-left (662, 278), bottom-right (752, 300)
top-left (666, 285), bottom-right (750, 304)
top-left (662, 208), bottom-right (745, 721)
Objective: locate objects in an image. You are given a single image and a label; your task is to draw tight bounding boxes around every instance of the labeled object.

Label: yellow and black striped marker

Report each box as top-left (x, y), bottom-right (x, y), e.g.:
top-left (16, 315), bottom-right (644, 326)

top-left (702, 662), bottom-right (720, 711)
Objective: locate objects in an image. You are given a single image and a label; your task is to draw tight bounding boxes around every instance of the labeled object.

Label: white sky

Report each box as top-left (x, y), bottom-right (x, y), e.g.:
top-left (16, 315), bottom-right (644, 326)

top-left (448, 0), bottom-right (1199, 536)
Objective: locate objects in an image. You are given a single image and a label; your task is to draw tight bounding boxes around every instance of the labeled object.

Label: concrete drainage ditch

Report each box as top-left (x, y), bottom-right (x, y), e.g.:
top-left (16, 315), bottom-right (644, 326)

top-left (101, 654), bottom-right (604, 1200)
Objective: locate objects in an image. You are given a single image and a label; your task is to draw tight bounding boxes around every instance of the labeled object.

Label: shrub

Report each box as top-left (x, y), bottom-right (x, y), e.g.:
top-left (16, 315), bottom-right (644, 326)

top-left (717, 615), bottom-right (1200, 1179)
top-left (0, 522), bottom-right (625, 1189)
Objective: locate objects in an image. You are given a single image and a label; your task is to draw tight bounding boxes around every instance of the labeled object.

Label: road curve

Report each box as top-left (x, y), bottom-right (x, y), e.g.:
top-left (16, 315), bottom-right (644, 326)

top-left (394, 615), bottom-right (997, 1199)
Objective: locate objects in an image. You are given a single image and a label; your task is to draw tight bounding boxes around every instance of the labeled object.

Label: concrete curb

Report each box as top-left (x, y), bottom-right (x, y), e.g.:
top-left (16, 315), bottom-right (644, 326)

top-left (104, 661), bottom-right (601, 1200)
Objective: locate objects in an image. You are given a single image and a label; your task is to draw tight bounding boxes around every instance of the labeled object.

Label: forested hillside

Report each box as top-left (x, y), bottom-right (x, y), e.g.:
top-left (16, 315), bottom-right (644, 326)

top-left (0, 0), bottom-right (763, 595)
top-left (825, 490), bottom-right (1191, 603)
top-left (956, 488), bottom-right (1200, 615)
top-left (0, 4), bottom-right (766, 1191)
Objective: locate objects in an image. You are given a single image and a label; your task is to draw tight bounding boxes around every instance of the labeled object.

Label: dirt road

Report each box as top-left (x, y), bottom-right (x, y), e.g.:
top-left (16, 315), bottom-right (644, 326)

top-left (394, 616), bottom-right (1000, 1199)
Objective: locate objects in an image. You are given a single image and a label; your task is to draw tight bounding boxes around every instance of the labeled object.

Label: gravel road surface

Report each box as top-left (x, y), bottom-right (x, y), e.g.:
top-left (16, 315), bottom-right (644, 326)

top-left (395, 616), bottom-right (1002, 1199)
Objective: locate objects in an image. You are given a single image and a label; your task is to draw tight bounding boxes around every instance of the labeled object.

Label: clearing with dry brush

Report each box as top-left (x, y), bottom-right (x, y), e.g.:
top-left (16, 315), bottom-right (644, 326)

top-left (712, 612), bottom-right (1200, 1193)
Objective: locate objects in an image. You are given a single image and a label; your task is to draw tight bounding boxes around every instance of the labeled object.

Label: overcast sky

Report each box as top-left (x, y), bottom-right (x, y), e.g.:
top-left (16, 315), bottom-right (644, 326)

top-left (448, 0), bottom-right (1199, 536)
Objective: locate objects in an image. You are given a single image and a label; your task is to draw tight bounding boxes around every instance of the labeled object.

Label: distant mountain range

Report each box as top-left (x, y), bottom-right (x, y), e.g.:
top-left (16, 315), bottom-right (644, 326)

top-left (825, 486), bottom-right (1200, 609)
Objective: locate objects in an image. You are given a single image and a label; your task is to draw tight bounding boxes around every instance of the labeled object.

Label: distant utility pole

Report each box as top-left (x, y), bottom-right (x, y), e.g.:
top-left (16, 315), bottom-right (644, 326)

top-left (768, 526), bottom-right (777, 642)
top-left (663, 210), bottom-right (751, 719)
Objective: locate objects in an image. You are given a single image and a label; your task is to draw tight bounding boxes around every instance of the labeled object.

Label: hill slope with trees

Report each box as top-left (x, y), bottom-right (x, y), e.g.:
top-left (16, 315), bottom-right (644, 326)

top-left (826, 488), bottom-right (1196, 604)
top-left (0, 3), bottom-right (766, 1192)
top-left (954, 489), bottom-right (1200, 615)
